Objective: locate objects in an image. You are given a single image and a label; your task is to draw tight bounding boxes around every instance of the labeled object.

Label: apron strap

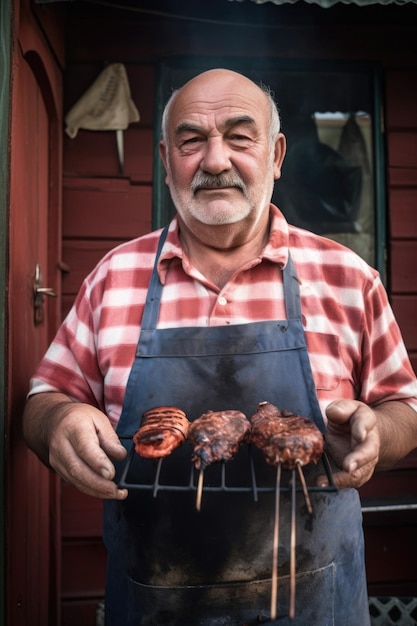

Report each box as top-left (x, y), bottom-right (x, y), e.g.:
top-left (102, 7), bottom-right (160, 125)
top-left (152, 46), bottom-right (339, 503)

top-left (283, 255), bottom-right (302, 321)
top-left (140, 226), bottom-right (169, 331)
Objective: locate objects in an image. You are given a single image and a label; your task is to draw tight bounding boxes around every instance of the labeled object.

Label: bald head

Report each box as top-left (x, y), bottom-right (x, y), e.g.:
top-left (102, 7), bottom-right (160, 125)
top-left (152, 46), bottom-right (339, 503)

top-left (161, 69), bottom-right (281, 149)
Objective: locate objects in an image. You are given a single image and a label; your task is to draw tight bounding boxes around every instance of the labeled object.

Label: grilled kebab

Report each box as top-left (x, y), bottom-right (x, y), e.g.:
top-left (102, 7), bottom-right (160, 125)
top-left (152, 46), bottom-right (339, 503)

top-left (250, 401), bottom-right (324, 469)
top-left (133, 406), bottom-right (190, 458)
top-left (188, 409), bottom-right (251, 470)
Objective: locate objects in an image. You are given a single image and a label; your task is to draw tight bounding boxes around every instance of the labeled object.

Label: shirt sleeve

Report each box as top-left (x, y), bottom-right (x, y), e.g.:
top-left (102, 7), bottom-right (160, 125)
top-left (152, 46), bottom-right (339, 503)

top-left (358, 273), bottom-right (417, 412)
top-left (29, 276), bottom-right (106, 411)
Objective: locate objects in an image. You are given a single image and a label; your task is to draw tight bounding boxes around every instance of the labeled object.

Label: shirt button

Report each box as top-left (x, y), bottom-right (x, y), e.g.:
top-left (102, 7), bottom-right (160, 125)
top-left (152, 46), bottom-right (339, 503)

top-left (218, 296), bottom-right (227, 306)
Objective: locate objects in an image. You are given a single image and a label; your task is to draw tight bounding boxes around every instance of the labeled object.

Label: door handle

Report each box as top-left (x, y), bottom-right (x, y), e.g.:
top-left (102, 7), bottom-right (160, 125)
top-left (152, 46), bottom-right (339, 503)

top-left (35, 287), bottom-right (57, 297)
top-left (33, 263), bottom-right (57, 325)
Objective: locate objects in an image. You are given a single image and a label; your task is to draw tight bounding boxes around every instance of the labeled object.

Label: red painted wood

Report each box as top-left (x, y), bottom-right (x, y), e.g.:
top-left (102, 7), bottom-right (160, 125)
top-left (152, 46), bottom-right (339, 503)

top-left (363, 521), bottom-right (417, 586)
top-left (63, 178), bottom-right (152, 239)
top-left (389, 167), bottom-right (417, 187)
top-left (62, 239), bottom-right (126, 295)
top-left (61, 295), bottom-right (78, 320)
top-left (390, 241), bottom-right (417, 292)
top-left (63, 128), bottom-right (154, 182)
top-left (61, 484), bottom-right (103, 539)
top-left (360, 467), bottom-right (417, 500)
top-left (410, 354), bottom-right (417, 376)
top-left (385, 70), bottom-right (417, 129)
top-left (31, 1), bottom-right (66, 69)
top-left (389, 188), bottom-right (417, 238)
top-left (387, 132), bottom-right (417, 168)
top-left (61, 540), bottom-right (106, 597)
top-left (390, 296), bottom-right (417, 351)
top-left (61, 600), bottom-right (102, 626)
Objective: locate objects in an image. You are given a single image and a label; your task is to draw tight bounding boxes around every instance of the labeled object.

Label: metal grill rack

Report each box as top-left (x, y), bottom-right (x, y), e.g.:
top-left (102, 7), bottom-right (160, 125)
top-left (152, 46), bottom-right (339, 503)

top-left (117, 439), bottom-right (337, 499)
top-left (117, 438), bottom-right (338, 622)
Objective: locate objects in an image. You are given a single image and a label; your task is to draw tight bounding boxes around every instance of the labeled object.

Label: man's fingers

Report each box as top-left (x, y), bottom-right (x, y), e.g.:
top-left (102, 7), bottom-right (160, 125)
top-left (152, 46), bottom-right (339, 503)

top-left (47, 405), bottom-right (129, 499)
top-left (323, 399), bottom-right (380, 489)
top-left (327, 399), bottom-right (376, 429)
top-left (96, 424), bottom-right (128, 462)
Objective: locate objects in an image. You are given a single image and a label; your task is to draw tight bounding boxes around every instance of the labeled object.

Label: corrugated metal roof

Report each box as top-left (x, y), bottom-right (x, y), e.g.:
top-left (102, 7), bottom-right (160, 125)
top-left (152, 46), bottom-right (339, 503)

top-left (35, 0), bottom-right (417, 5)
top-left (229, 0), bottom-right (417, 7)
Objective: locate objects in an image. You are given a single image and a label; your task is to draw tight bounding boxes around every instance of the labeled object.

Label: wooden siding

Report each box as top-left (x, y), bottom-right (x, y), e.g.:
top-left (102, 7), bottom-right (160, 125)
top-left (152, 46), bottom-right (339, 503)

top-left (61, 54), bottom-right (156, 624)
top-left (59, 2), bottom-right (417, 621)
top-left (386, 70), bottom-right (417, 376)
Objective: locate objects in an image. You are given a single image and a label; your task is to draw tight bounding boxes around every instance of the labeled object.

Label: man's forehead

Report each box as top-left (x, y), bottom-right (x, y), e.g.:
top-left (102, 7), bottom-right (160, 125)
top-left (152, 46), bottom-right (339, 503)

top-left (169, 90), bottom-right (268, 134)
top-left (173, 113), bottom-right (258, 135)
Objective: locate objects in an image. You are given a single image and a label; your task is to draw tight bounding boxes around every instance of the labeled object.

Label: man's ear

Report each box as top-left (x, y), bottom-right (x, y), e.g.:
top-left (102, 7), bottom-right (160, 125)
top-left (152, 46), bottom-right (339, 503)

top-left (159, 140), bottom-right (170, 185)
top-left (273, 133), bottom-right (287, 181)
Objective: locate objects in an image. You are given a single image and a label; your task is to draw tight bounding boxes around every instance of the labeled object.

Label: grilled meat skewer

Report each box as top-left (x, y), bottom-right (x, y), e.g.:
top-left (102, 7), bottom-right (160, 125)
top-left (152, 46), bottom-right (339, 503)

top-left (250, 401), bottom-right (324, 469)
top-left (189, 409), bottom-right (251, 511)
top-left (133, 406), bottom-right (190, 458)
top-left (188, 409), bottom-right (251, 470)
top-left (250, 401), bottom-right (324, 621)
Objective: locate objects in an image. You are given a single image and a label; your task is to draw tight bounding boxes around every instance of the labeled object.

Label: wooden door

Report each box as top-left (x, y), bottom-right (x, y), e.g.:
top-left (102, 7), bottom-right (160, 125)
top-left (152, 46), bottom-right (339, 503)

top-left (7, 2), bottom-right (63, 624)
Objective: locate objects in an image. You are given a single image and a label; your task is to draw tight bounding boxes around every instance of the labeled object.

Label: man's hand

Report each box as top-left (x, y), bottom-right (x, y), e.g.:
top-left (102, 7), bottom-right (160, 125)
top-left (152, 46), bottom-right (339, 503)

top-left (320, 398), bottom-right (417, 489)
top-left (23, 393), bottom-right (128, 500)
top-left (321, 399), bottom-right (380, 489)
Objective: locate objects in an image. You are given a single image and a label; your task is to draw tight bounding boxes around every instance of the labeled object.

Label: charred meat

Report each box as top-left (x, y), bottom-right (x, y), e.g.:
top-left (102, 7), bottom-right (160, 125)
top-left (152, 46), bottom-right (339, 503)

top-left (133, 406), bottom-right (190, 458)
top-left (188, 409), bottom-right (251, 470)
top-left (250, 401), bottom-right (324, 469)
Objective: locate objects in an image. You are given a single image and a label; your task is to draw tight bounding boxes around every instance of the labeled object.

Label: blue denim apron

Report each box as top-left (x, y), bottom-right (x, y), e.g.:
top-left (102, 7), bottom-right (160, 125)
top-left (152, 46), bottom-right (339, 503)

top-left (103, 228), bottom-right (370, 626)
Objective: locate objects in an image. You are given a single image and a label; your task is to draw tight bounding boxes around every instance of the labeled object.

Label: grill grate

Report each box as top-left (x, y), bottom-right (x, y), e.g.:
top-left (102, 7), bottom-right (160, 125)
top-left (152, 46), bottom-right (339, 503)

top-left (118, 439), bottom-right (337, 498)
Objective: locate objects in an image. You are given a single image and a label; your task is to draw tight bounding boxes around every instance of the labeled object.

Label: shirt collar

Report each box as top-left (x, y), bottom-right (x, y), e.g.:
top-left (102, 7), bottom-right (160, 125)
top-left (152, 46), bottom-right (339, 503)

top-left (157, 204), bottom-right (290, 284)
top-left (262, 204), bottom-right (290, 268)
top-left (157, 217), bottom-right (184, 284)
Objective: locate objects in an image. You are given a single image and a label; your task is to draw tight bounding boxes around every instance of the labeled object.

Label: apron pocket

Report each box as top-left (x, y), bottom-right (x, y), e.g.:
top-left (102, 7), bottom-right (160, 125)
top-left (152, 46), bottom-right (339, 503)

top-left (126, 563), bottom-right (335, 626)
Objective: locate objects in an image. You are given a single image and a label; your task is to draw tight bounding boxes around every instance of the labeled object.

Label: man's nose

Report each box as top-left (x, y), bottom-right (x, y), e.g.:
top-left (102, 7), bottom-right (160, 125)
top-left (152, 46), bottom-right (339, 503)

top-left (200, 137), bottom-right (232, 174)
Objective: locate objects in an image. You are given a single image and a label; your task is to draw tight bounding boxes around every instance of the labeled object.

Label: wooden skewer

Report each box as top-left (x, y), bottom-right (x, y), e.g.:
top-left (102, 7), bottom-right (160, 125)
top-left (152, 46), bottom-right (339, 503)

top-left (296, 460), bottom-right (313, 515)
top-left (196, 467), bottom-right (204, 511)
top-left (289, 469), bottom-right (297, 620)
top-left (152, 457), bottom-right (163, 498)
top-left (270, 462), bottom-right (281, 621)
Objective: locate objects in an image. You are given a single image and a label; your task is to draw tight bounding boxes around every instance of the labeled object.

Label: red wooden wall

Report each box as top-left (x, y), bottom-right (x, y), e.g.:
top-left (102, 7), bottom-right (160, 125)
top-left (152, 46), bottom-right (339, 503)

top-left (58, 2), bottom-right (417, 623)
top-left (357, 68), bottom-right (417, 598)
top-left (386, 69), bottom-right (417, 376)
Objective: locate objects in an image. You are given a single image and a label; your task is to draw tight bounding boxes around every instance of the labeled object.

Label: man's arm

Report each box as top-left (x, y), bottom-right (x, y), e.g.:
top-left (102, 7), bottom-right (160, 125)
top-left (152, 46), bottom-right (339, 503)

top-left (323, 399), bottom-right (417, 489)
top-left (23, 392), bottom-right (128, 500)
top-left (374, 400), bottom-right (417, 469)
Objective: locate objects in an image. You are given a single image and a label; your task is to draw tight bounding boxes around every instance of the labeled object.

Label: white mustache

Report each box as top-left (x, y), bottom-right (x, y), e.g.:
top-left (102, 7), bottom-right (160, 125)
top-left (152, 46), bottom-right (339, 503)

top-left (191, 172), bottom-right (246, 194)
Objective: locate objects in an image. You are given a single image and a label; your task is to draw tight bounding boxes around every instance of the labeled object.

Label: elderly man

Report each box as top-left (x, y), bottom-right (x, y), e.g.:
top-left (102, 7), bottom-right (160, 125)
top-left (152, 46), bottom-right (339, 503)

top-left (23, 69), bottom-right (417, 625)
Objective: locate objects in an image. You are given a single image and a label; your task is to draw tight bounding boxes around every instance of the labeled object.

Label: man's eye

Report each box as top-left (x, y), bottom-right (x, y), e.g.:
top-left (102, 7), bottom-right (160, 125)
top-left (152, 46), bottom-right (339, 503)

top-left (229, 134), bottom-right (252, 147)
top-left (182, 136), bottom-right (201, 145)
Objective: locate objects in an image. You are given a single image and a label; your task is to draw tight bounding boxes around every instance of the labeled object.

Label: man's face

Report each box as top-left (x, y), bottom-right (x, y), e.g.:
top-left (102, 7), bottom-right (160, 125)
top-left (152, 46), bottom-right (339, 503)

top-left (160, 70), bottom-right (285, 240)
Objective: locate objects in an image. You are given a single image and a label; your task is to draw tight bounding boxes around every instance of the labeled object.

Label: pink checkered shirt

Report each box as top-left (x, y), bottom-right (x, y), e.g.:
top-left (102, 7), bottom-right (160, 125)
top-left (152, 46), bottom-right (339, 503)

top-left (29, 206), bottom-right (417, 427)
